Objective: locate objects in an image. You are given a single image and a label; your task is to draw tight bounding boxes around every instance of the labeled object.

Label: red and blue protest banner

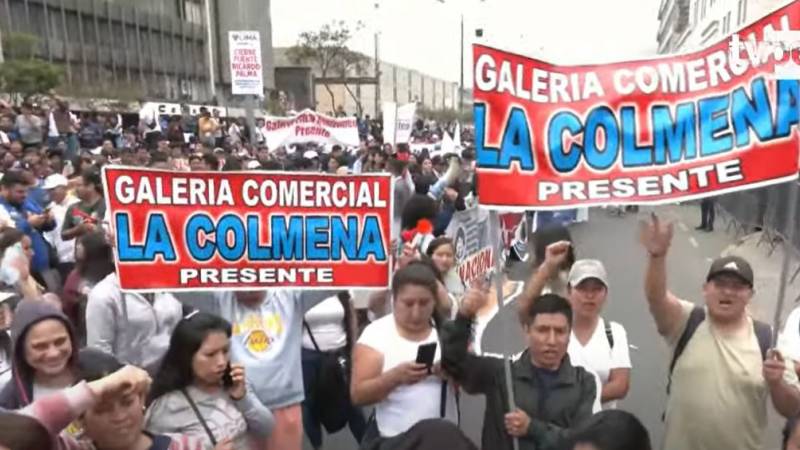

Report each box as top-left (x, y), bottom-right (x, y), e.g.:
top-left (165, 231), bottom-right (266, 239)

top-left (101, 167), bottom-right (393, 291)
top-left (474, 1), bottom-right (800, 210)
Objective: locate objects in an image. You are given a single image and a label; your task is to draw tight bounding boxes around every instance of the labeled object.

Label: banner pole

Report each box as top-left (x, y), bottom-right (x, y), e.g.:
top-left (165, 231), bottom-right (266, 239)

top-left (490, 210), bottom-right (519, 450)
top-left (773, 176), bottom-right (800, 346)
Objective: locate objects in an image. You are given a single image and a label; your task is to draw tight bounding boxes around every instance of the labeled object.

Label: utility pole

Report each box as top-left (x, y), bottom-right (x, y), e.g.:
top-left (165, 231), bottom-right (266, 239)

top-left (203, 0), bottom-right (216, 100)
top-left (374, 2), bottom-right (381, 118)
top-left (459, 13), bottom-right (464, 113)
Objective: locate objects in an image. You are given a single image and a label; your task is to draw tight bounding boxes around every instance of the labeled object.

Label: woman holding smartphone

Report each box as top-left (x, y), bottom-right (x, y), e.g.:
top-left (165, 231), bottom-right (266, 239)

top-left (351, 261), bottom-right (458, 448)
top-left (146, 312), bottom-right (274, 450)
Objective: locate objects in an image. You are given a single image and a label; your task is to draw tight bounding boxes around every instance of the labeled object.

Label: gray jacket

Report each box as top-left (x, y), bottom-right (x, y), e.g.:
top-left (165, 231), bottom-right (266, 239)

top-left (146, 385), bottom-right (274, 450)
top-left (86, 273), bottom-right (183, 374)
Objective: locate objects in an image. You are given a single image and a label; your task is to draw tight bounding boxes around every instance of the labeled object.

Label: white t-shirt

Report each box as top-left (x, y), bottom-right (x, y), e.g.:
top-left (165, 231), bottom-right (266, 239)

top-left (779, 304), bottom-right (800, 363)
top-left (358, 315), bottom-right (457, 437)
top-left (302, 295), bottom-right (347, 351)
top-left (139, 105), bottom-right (162, 133)
top-left (567, 318), bottom-right (631, 410)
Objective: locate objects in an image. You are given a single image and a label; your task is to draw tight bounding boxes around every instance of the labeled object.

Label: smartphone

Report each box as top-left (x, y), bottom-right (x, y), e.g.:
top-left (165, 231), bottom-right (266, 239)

top-left (416, 342), bottom-right (437, 371)
top-left (222, 363), bottom-right (233, 388)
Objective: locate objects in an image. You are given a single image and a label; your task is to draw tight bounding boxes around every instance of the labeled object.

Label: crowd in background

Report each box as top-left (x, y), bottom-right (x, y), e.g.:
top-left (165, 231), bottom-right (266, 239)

top-left (1, 96), bottom-right (800, 450)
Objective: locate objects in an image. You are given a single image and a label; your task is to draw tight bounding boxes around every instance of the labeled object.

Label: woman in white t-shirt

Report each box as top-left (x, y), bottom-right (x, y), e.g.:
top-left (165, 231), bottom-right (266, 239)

top-left (301, 292), bottom-right (366, 449)
top-left (351, 261), bottom-right (458, 447)
top-left (518, 242), bottom-right (632, 410)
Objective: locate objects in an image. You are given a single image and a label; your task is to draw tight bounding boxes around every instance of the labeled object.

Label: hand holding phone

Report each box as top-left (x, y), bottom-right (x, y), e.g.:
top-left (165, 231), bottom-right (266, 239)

top-left (416, 342), bottom-right (438, 373)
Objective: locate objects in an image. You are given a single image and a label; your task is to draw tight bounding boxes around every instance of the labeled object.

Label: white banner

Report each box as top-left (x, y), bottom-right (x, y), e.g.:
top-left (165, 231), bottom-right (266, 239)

top-left (263, 109), bottom-right (360, 148)
top-left (229, 31), bottom-right (264, 96)
top-left (143, 102), bottom-right (227, 118)
top-left (382, 102), bottom-right (416, 145)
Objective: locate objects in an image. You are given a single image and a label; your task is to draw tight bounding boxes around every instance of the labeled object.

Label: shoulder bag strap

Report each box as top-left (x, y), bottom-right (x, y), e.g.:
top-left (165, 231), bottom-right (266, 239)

top-left (180, 388), bottom-right (217, 446)
top-left (303, 320), bottom-right (321, 352)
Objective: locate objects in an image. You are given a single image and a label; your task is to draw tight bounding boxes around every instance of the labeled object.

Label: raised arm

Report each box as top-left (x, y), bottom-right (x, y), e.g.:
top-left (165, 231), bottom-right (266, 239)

top-left (517, 241), bottom-right (571, 324)
top-left (640, 213), bottom-right (684, 338)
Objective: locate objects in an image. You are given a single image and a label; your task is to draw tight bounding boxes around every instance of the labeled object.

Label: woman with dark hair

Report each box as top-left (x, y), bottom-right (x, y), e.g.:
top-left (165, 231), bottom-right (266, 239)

top-left (61, 231), bottom-right (114, 342)
top-left (352, 261), bottom-right (459, 448)
top-left (530, 224), bottom-right (576, 297)
top-left (426, 237), bottom-right (464, 303)
top-left (0, 361), bottom-right (165, 450)
top-left (563, 410), bottom-right (651, 450)
top-left (145, 312), bottom-right (274, 449)
top-left (301, 292), bottom-right (366, 449)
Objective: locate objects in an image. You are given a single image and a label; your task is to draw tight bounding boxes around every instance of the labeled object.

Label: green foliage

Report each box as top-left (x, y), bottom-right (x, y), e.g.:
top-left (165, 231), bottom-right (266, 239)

top-left (0, 32), bottom-right (62, 97)
top-left (0, 59), bottom-right (62, 97)
top-left (3, 32), bottom-right (39, 59)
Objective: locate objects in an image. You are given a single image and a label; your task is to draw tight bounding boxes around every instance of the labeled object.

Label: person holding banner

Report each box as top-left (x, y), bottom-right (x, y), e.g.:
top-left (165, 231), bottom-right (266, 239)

top-left (441, 289), bottom-right (600, 450)
top-left (203, 289), bottom-right (338, 450)
top-left (518, 243), bottom-right (631, 409)
top-left (639, 214), bottom-right (800, 450)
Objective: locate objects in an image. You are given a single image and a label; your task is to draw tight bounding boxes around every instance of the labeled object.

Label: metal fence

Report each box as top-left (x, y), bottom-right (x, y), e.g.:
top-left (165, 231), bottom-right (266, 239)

top-left (717, 181), bottom-right (800, 280)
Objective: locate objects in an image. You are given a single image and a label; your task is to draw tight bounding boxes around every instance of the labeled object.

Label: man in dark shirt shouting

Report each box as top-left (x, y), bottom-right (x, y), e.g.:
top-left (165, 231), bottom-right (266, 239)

top-left (441, 289), bottom-right (599, 450)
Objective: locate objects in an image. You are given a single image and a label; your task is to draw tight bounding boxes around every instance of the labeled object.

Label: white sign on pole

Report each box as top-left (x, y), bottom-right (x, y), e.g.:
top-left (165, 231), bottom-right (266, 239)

top-left (382, 102), bottom-right (416, 145)
top-left (263, 109), bottom-right (360, 148)
top-left (229, 31), bottom-right (263, 96)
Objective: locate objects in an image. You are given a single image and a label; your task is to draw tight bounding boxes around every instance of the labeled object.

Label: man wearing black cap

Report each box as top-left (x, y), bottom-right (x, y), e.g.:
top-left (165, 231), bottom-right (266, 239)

top-left (640, 214), bottom-right (800, 450)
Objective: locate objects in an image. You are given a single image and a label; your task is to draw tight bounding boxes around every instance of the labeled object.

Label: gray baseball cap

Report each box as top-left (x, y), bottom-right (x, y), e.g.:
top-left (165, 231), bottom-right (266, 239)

top-left (568, 259), bottom-right (608, 288)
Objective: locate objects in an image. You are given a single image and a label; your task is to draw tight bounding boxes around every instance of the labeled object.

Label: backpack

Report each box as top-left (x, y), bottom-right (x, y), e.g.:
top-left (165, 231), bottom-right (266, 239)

top-left (604, 321), bottom-right (615, 349)
top-left (666, 306), bottom-right (772, 396)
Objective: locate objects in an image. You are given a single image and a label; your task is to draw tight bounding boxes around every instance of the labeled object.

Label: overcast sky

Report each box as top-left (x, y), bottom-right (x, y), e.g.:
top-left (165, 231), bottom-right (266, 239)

top-left (271, 0), bottom-right (663, 86)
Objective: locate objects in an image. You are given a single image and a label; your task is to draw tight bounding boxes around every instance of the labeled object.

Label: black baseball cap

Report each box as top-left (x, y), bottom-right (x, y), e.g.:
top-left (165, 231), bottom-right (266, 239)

top-left (706, 255), bottom-right (754, 287)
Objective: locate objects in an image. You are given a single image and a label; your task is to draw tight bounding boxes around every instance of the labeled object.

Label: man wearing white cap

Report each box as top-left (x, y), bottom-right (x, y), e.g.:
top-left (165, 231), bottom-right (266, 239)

top-left (518, 242), bottom-right (631, 410)
top-left (42, 174), bottom-right (79, 281)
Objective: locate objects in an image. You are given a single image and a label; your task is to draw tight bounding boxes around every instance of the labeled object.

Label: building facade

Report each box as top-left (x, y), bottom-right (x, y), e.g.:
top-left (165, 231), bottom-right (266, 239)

top-left (274, 47), bottom-right (460, 117)
top-left (656, 0), bottom-right (793, 54)
top-left (0, 0), bottom-right (274, 106)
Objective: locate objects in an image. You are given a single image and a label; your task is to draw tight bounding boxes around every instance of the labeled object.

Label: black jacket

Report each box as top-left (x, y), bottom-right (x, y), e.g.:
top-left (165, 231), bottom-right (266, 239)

top-left (441, 314), bottom-right (597, 450)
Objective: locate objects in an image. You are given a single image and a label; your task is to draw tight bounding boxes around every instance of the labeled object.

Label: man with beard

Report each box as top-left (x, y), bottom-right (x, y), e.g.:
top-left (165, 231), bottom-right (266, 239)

top-left (0, 171), bottom-right (55, 289)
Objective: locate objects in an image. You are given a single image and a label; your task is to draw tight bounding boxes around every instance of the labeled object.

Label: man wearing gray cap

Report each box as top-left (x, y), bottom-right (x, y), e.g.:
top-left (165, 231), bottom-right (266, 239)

top-left (640, 213), bottom-right (800, 450)
top-left (518, 243), bottom-right (631, 410)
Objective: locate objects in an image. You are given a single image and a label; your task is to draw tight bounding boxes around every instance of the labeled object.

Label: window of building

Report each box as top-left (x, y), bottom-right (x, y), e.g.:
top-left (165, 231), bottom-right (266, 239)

top-left (181, 0), bottom-right (204, 25)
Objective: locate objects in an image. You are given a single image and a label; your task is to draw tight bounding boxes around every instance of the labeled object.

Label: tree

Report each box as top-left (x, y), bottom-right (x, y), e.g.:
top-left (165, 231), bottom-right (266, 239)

top-left (0, 32), bottom-right (62, 99)
top-left (287, 21), bottom-right (369, 115)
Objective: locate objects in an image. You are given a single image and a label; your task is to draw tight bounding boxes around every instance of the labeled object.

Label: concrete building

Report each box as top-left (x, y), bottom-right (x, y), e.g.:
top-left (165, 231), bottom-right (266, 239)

top-left (274, 47), bottom-right (460, 117)
top-left (656, 0), bottom-right (793, 54)
top-left (0, 0), bottom-right (275, 105)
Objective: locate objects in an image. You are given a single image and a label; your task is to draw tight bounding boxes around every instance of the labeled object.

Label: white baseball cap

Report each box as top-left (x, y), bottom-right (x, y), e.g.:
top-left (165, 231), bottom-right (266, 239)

top-left (303, 150), bottom-right (319, 160)
top-left (43, 174), bottom-right (69, 190)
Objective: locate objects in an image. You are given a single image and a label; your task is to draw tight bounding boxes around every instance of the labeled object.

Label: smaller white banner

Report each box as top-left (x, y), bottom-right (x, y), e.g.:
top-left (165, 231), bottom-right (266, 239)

top-left (263, 109), bottom-right (360, 148)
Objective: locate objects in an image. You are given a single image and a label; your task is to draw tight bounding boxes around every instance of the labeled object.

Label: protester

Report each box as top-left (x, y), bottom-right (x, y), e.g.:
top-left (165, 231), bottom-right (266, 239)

top-left (527, 224), bottom-right (576, 298)
top-left (42, 173), bottom-right (79, 282)
top-left (75, 349), bottom-right (222, 450)
top-left (441, 290), bottom-right (600, 450)
top-left (301, 292), bottom-right (366, 449)
top-left (0, 226), bottom-right (45, 299)
top-left (563, 410), bottom-right (652, 450)
top-left (640, 213), bottom-right (800, 450)
top-left (0, 291), bottom-right (16, 387)
top-left (15, 102), bottom-right (44, 149)
top-left (352, 262), bottom-right (458, 447)
top-left (146, 312), bottom-right (274, 449)
top-left (61, 169), bottom-right (105, 243)
top-left (86, 268), bottom-right (184, 374)
top-left (425, 237), bottom-right (464, 302)
top-left (0, 170), bottom-right (57, 290)
top-left (697, 197), bottom-right (716, 232)
top-left (518, 244), bottom-right (631, 409)
top-left (0, 361), bottom-right (177, 450)
top-left (199, 288), bottom-right (336, 450)
top-left (0, 300), bottom-right (79, 409)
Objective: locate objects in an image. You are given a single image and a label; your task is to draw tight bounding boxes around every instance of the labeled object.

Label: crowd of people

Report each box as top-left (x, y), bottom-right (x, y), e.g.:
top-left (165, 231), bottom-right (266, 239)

top-left (0, 96), bottom-right (799, 450)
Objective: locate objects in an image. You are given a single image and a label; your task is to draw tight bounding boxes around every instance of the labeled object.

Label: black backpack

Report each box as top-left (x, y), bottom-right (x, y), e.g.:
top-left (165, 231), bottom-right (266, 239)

top-left (666, 306), bottom-right (772, 395)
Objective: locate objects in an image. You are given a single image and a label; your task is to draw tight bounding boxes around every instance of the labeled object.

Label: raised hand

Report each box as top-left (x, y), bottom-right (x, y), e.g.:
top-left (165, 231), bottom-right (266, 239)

top-left (543, 241), bottom-right (571, 271)
top-left (639, 212), bottom-right (673, 257)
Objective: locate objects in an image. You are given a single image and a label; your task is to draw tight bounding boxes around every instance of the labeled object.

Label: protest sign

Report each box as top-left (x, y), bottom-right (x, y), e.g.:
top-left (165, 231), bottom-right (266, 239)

top-left (445, 206), bottom-right (499, 285)
top-left (263, 109), bottom-right (360, 148)
top-left (473, 1), bottom-right (800, 210)
top-left (383, 102), bottom-right (417, 145)
top-left (102, 167), bottom-right (393, 292)
top-left (229, 31), bottom-right (264, 96)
